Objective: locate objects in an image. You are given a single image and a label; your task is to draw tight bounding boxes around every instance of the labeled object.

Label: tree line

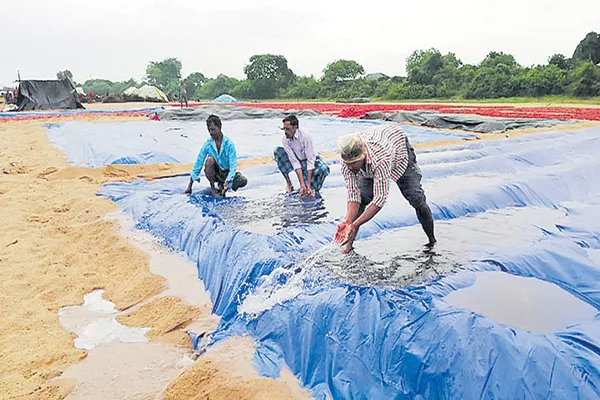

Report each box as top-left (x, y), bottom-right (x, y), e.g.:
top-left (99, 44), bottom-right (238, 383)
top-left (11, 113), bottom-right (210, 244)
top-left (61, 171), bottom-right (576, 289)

top-left (78, 31), bottom-right (600, 101)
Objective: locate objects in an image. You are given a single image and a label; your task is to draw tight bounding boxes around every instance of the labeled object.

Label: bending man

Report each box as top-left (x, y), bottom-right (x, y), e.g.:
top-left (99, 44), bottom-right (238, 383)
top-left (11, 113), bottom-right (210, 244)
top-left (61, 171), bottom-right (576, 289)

top-left (335, 125), bottom-right (436, 253)
top-left (185, 114), bottom-right (247, 197)
top-left (273, 115), bottom-right (329, 196)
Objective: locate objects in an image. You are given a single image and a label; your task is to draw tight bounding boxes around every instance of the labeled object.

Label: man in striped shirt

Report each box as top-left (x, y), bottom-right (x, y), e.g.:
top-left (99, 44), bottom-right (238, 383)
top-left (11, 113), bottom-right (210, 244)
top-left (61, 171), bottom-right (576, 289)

top-left (334, 125), bottom-right (436, 253)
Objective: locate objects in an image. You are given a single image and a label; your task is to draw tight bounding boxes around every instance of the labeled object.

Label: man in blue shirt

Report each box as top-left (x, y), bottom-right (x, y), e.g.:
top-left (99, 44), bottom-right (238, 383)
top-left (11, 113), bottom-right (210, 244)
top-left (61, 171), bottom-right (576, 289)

top-left (185, 114), bottom-right (248, 197)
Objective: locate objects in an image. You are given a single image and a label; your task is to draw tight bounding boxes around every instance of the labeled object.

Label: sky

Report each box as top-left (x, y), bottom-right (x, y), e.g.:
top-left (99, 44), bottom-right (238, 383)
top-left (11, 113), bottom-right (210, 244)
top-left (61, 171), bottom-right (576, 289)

top-left (1, 0), bottom-right (598, 87)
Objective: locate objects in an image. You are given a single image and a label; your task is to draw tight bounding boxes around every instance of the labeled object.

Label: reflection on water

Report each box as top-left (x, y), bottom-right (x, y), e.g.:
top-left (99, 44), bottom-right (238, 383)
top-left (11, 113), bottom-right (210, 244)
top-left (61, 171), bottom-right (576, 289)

top-left (213, 192), bottom-right (329, 235)
top-left (444, 271), bottom-right (598, 333)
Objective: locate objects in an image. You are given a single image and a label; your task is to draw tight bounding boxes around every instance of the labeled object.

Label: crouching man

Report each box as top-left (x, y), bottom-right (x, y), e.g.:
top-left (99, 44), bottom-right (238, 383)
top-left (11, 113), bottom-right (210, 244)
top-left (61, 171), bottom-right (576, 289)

top-left (185, 114), bottom-right (247, 197)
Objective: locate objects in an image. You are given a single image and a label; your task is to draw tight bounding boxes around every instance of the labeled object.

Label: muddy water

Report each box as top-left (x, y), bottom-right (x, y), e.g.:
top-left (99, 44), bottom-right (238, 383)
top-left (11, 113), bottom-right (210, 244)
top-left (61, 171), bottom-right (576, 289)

top-left (444, 271), bottom-right (598, 334)
top-left (55, 211), bottom-right (217, 399)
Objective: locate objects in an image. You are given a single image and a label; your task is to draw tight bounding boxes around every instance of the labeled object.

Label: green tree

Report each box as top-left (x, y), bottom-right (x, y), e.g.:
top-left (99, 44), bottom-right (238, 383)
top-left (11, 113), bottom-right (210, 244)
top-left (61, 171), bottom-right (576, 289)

top-left (243, 54), bottom-right (295, 99)
top-left (281, 76), bottom-right (321, 99)
top-left (196, 74), bottom-right (240, 99)
top-left (322, 60), bottom-right (365, 88)
top-left (57, 70), bottom-right (74, 82)
top-left (82, 79), bottom-right (114, 95)
top-left (480, 51), bottom-right (518, 69)
top-left (548, 54), bottom-right (571, 70)
top-left (145, 58), bottom-right (182, 94)
top-left (112, 78), bottom-right (138, 94)
top-left (523, 65), bottom-right (567, 97)
top-left (573, 32), bottom-right (600, 65)
top-left (230, 80), bottom-right (255, 99)
top-left (406, 49), bottom-right (444, 85)
top-left (184, 72), bottom-right (206, 99)
top-left (570, 62), bottom-right (600, 97)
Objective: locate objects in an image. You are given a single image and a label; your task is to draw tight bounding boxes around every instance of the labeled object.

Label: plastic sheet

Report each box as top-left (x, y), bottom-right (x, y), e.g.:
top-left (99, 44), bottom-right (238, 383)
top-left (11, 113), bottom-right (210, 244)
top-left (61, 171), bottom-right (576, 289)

top-left (361, 110), bottom-right (574, 133)
top-left (46, 117), bottom-right (474, 167)
top-left (0, 106), bottom-right (164, 121)
top-left (97, 126), bottom-right (600, 399)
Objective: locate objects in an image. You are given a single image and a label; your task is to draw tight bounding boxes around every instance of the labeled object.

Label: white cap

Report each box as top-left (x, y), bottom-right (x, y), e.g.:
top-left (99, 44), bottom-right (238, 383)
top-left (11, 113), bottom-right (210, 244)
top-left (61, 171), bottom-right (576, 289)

top-left (337, 132), bottom-right (366, 163)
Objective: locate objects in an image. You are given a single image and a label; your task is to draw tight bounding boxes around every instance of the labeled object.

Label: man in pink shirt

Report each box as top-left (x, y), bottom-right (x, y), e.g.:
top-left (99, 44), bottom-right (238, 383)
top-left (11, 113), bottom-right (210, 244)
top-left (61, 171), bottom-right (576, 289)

top-left (273, 115), bottom-right (329, 196)
top-left (334, 125), bottom-right (436, 253)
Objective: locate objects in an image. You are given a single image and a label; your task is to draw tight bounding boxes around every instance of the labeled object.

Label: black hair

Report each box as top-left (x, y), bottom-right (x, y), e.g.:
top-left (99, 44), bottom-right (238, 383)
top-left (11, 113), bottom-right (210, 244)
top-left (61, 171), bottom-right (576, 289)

top-left (282, 115), bottom-right (299, 128)
top-left (206, 114), bottom-right (222, 129)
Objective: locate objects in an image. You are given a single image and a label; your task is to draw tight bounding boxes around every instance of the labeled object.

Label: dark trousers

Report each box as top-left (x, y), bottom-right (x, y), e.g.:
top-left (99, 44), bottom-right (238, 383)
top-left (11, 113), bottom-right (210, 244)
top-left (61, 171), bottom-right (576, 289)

top-left (358, 142), bottom-right (436, 244)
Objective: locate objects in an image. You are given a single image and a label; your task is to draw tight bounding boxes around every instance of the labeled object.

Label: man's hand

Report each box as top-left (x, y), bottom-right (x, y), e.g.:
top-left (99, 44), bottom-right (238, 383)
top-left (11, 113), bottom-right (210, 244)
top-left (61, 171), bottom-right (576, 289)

top-left (307, 187), bottom-right (316, 197)
top-left (341, 223), bottom-right (358, 253)
top-left (221, 181), bottom-right (230, 197)
top-left (334, 222), bottom-right (349, 243)
top-left (334, 222), bottom-right (357, 253)
top-left (299, 185), bottom-right (308, 196)
top-left (185, 178), bottom-right (194, 194)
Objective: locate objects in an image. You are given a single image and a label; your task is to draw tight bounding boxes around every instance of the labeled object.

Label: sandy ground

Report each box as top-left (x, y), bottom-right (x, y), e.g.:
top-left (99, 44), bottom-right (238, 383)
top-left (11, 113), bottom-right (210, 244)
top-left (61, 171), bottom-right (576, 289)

top-left (1, 111), bottom-right (598, 399)
top-left (0, 116), bottom-right (309, 400)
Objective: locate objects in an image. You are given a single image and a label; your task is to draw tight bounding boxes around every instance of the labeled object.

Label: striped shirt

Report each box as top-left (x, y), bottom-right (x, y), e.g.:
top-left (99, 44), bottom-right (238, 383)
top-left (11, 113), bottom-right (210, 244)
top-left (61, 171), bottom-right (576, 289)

top-left (341, 124), bottom-right (409, 208)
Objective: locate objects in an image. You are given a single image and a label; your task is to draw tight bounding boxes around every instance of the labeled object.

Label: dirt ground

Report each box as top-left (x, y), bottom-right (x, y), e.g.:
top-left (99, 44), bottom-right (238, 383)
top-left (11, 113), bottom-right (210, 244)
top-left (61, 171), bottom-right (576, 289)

top-left (0, 116), bottom-right (309, 400)
top-left (1, 111), bottom-right (597, 399)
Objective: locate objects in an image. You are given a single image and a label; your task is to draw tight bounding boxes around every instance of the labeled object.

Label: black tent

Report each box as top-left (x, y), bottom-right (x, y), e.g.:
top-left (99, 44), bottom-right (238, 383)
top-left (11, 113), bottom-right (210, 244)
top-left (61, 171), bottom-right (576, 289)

top-left (17, 78), bottom-right (84, 111)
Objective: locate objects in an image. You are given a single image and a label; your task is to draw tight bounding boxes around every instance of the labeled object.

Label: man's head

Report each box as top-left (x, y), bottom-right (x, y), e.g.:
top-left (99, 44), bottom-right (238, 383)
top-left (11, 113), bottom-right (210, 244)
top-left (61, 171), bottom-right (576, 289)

top-left (282, 115), bottom-right (299, 139)
top-left (206, 114), bottom-right (222, 139)
top-left (337, 132), bottom-right (366, 172)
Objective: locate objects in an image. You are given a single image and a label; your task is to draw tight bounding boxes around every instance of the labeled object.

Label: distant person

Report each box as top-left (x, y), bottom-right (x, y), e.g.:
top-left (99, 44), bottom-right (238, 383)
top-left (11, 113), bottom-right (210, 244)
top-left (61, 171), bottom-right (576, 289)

top-left (185, 114), bottom-right (248, 197)
top-left (334, 125), bottom-right (436, 253)
top-left (87, 91), bottom-right (93, 103)
top-left (273, 115), bottom-right (329, 196)
top-left (180, 80), bottom-right (188, 108)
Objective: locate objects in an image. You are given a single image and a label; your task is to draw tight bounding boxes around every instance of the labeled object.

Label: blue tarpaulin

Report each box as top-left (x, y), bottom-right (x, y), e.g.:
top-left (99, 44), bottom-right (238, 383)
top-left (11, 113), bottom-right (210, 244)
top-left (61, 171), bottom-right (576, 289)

top-left (46, 117), bottom-right (474, 167)
top-left (90, 123), bottom-right (600, 399)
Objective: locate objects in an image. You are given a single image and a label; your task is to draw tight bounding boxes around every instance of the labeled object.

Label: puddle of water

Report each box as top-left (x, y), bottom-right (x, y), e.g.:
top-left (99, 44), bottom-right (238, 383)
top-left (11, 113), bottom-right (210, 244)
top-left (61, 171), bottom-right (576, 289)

top-left (58, 290), bottom-right (150, 350)
top-left (59, 341), bottom-right (193, 400)
top-left (444, 271), bottom-right (598, 334)
top-left (56, 212), bottom-right (220, 399)
top-left (214, 192), bottom-right (330, 235)
top-left (109, 211), bottom-right (215, 312)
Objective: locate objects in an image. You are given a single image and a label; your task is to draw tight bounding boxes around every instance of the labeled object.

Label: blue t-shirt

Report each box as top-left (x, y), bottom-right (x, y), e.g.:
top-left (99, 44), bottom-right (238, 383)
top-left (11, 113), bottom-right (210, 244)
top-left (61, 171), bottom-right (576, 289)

top-left (190, 135), bottom-right (238, 187)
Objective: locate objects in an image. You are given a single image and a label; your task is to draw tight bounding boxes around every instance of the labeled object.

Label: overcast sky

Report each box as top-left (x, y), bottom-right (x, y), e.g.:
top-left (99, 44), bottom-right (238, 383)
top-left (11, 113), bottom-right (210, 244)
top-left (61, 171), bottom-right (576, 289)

top-left (1, 0), bottom-right (598, 86)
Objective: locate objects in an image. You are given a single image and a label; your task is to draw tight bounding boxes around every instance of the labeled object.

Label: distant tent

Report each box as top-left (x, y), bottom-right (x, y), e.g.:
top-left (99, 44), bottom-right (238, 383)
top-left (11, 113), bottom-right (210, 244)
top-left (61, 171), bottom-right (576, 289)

top-left (123, 85), bottom-right (168, 102)
top-left (365, 72), bottom-right (389, 81)
top-left (212, 94), bottom-right (239, 103)
top-left (16, 79), bottom-right (84, 111)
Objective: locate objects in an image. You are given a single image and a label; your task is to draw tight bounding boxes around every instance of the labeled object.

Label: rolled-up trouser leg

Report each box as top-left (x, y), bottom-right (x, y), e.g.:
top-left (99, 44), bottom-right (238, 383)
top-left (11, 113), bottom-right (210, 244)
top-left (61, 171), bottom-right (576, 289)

top-left (396, 163), bottom-right (436, 244)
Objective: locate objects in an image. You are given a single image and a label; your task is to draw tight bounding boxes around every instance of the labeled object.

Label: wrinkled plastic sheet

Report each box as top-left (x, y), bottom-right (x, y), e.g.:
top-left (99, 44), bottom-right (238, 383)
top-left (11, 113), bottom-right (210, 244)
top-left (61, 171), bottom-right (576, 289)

top-left (46, 117), bottom-right (475, 167)
top-left (363, 110), bottom-right (576, 133)
top-left (0, 106), bottom-right (164, 119)
top-left (98, 126), bottom-right (600, 399)
top-left (154, 104), bottom-right (322, 121)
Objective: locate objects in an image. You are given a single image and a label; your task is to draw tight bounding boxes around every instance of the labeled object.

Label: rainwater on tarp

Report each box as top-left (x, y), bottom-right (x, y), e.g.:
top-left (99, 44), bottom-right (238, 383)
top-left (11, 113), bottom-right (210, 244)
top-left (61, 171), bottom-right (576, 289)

top-left (95, 125), bottom-right (600, 399)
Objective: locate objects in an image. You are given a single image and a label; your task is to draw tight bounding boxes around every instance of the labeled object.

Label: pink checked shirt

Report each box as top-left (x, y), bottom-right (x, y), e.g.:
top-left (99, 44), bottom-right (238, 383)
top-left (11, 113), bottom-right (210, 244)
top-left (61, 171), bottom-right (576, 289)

top-left (341, 124), bottom-right (409, 208)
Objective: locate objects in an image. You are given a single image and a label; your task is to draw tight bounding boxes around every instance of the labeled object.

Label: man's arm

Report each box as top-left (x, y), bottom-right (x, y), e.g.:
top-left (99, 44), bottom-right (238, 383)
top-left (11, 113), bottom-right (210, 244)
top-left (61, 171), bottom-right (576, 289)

top-left (282, 140), bottom-right (306, 189)
top-left (351, 162), bottom-right (391, 228)
top-left (304, 132), bottom-right (316, 194)
top-left (223, 140), bottom-right (238, 193)
top-left (186, 143), bottom-right (208, 193)
top-left (341, 164), bottom-right (361, 222)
